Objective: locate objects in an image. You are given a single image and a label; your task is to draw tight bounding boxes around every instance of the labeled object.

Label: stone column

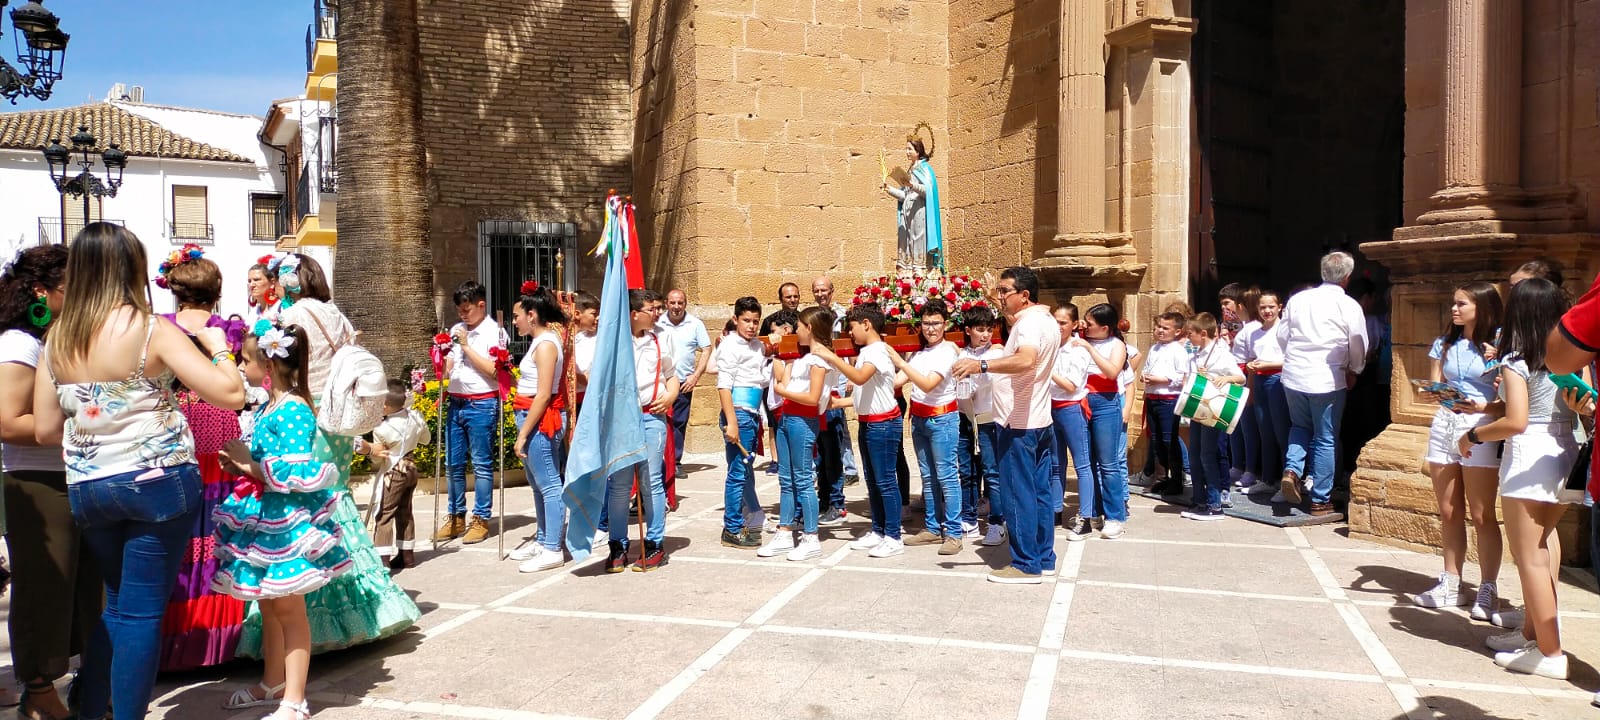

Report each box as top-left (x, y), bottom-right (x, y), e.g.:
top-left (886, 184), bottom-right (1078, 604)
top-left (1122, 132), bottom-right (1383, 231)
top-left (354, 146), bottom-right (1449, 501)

top-left (1051, 0), bottom-right (1111, 243)
top-left (1424, 0), bottom-right (1522, 215)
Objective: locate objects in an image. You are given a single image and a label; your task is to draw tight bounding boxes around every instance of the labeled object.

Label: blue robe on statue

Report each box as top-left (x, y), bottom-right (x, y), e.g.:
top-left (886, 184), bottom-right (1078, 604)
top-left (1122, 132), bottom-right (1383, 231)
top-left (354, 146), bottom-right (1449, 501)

top-left (894, 158), bottom-right (945, 271)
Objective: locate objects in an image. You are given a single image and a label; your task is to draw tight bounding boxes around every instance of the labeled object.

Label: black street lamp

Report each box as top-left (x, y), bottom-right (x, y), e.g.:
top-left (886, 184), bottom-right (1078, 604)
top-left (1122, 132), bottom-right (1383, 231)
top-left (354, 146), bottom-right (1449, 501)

top-left (0, 0), bottom-right (68, 104)
top-left (43, 125), bottom-right (125, 235)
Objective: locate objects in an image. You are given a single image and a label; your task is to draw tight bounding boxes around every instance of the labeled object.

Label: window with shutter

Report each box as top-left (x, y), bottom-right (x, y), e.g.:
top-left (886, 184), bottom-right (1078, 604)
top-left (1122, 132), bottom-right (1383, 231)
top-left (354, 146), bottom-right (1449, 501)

top-left (172, 186), bottom-right (212, 241)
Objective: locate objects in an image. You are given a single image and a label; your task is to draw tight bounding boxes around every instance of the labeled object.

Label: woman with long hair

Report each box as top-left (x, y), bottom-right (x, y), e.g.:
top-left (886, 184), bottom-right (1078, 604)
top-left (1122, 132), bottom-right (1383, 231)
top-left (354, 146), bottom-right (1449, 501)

top-left (0, 244), bottom-right (101, 720)
top-left (507, 281), bottom-right (570, 573)
top-left (1066, 303), bottom-right (1131, 540)
top-left (153, 248), bottom-right (251, 671)
top-left (1466, 278), bottom-right (1580, 678)
top-left (228, 253), bottom-right (419, 708)
top-left (764, 305), bottom-right (836, 561)
top-left (1413, 281), bottom-right (1508, 622)
top-left (31, 223), bottom-right (247, 719)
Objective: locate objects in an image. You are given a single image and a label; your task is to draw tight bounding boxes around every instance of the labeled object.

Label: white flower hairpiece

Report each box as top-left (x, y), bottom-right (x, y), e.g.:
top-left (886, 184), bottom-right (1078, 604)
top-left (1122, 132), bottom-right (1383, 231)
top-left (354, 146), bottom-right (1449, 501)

top-left (260, 328), bottom-right (295, 359)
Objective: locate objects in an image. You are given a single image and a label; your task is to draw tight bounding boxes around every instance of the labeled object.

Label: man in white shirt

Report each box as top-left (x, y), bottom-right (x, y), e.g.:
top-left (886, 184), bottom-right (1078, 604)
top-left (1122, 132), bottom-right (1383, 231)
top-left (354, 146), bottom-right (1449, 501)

top-left (435, 281), bottom-right (510, 545)
top-left (657, 289), bottom-right (711, 491)
top-left (952, 267), bottom-right (1060, 584)
top-left (603, 289), bottom-right (679, 572)
top-left (717, 296), bottom-right (769, 548)
top-left (1276, 251), bottom-right (1368, 514)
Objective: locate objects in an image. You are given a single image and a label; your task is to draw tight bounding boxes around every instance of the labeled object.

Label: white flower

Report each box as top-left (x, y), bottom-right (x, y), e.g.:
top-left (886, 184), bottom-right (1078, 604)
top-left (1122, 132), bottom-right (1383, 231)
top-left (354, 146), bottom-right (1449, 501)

top-left (261, 328), bottom-right (295, 359)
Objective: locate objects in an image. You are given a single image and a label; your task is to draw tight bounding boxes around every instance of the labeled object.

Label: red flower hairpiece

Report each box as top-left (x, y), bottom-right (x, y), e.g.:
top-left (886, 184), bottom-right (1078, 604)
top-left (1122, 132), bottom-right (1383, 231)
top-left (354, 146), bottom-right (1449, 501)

top-left (520, 280), bottom-right (540, 296)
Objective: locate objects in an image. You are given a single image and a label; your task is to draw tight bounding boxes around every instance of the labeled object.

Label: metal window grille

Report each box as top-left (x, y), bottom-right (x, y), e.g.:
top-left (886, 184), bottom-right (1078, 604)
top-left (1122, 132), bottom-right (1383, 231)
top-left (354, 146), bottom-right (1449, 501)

top-left (478, 220), bottom-right (578, 357)
top-left (250, 193), bottom-right (286, 244)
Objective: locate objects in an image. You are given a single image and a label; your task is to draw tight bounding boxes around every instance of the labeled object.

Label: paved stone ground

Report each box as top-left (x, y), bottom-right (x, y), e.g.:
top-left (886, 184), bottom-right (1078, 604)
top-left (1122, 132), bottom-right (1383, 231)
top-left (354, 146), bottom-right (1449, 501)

top-left (4, 453), bottom-right (1598, 719)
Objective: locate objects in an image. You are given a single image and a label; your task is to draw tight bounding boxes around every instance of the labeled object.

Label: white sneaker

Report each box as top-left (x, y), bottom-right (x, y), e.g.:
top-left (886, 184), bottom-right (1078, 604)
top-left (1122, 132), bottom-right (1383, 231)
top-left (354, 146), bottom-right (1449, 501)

top-left (1489, 607), bottom-right (1524, 630)
top-left (1099, 519), bottom-right (1125, 540)
top-left (1494, 644), bottom-right (1568, 679)
top-left (1220, 490), bottom-right (1233, 508)
top-left (1485, 630), bottom-right (1531, 653)
top-left (508, 538), bottom-right (541, 561)
top-left (981, 523), bottom-right (1006, 546)
top-left (848, 531), bottom-right (885, 551)
top-left (1468, 582), bottom-right (1499, 622)
top-left (1129, 470), bottom-right (1153, 487)
top-left (592, 529), bottom-right (610, 547)
top-left (787, 534), bottom-right (822, 561)
top-left (517, 547), bottom-right (564, 573)
top-left (756, 530), bottom-right (796, 557)
top-left (868, 537), bottom-right (905, 558)
top-left (1411, 572), bottom-right (1467, 608)
top-left (962, 521), bottom-right (981, 540)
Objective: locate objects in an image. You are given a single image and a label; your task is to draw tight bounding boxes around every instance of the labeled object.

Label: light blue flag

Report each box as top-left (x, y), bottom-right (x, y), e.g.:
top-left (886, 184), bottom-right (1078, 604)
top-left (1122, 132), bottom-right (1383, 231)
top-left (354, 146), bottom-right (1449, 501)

top-left (562, 207), bottom-right (645, 561)
top-left (913, 158), bottom-right (945, 272)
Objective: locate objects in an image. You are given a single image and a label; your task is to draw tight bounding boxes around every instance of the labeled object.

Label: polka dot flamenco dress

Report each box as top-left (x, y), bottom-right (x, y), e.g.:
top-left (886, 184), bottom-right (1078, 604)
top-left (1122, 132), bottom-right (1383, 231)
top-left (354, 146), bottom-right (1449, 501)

top-left (211, 399), bottom-right (353, 603)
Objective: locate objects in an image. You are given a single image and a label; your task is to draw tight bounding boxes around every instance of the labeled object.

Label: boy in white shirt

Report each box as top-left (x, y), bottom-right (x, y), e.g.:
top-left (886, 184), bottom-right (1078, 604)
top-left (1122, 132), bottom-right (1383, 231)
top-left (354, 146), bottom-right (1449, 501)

top-left (956, 306), bottom-right (1006, 545)
top-left (1180, 313), bottom-right (1247, 521)
top-left (435, 281), bottom-right (510, 545)
top-left (717, 297), bottom-right (770, 548)
top-left (1140, 312), bottom-right (1192, 497)
top-left (811, 302), bottom-right (905, 558)
top-left (362, 380), bottom-right (429, 570)
top-left (891, 298), bottom-right (964, 555)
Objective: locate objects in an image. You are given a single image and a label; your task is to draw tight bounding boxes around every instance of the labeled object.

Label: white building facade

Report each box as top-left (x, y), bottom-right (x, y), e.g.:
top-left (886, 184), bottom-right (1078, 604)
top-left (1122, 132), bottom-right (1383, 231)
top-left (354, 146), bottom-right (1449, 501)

top-left (0, 100), bottom-right (286, 317)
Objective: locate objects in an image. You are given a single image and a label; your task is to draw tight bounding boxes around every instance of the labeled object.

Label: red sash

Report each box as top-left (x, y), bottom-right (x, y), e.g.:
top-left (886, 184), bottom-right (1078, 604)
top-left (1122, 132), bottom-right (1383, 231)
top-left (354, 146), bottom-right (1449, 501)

top-left (1084, 375), bottom-right (1118, 393)
top-left (1051, 397), bottom-right (1091, 419)
top-left (449, 391), bottom-right (497, 401)
top-left (909, 400), bottom-right (957, 418)
top-left (859, 407), bottom-right (902, 423)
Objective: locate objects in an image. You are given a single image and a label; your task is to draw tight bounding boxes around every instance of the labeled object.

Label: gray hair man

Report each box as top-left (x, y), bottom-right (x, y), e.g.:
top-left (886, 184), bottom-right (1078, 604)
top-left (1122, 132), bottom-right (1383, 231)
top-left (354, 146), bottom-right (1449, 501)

top-left (1274, 251), bottom-right (1368, 516)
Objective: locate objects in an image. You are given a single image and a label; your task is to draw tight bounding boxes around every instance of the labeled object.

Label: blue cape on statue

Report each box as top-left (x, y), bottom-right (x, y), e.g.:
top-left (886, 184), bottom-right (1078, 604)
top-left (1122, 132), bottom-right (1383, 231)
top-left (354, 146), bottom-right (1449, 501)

top-left (912, 158), bottom-right (944, 272)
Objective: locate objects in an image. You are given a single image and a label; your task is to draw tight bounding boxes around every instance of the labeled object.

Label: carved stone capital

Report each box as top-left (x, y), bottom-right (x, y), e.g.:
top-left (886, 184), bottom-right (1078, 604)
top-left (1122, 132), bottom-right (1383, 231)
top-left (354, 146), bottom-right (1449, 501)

top-left (1105, 16), bottom-right (1196, 51)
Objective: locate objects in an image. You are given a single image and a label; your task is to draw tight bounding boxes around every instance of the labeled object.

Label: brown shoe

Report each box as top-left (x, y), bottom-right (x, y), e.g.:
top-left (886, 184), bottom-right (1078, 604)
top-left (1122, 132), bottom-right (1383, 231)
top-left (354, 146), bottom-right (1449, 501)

top-left (938, 537), bottom-right (962, 556)
top-left (461, 516), bottom-right (492, 544)
top-left (1280, 471), bottom-right (1303, 505)
top-left (904, 530), bottom-right (943, 546)
top-left (432, 514), bottom-right (466, 542)
top-left (1308, 502), bottom-right (1335, 517)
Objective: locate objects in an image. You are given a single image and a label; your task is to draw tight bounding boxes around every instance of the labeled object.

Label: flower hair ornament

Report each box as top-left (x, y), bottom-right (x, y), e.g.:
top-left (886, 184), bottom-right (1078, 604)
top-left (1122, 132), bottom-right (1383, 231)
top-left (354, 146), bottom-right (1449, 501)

top-left (155, 244), bottom-right (206, 289)
top-left (259, 327), bottom-right (296, 359)
top-left (267, 253), bottom-right (304, 294)
top-left (520, 279), bottom-right (540, 296)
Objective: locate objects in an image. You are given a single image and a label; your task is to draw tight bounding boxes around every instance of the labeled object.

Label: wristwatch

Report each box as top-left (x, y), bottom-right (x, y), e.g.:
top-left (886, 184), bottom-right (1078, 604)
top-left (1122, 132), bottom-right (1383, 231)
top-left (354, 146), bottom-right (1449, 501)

top-left (1466, 428), bottom-right (1482, 445)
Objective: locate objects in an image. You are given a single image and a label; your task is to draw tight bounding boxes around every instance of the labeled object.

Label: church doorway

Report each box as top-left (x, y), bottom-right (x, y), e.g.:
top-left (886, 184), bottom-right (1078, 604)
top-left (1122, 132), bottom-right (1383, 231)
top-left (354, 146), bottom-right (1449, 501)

top-left (1188, 0), bottom-right (1405, 307)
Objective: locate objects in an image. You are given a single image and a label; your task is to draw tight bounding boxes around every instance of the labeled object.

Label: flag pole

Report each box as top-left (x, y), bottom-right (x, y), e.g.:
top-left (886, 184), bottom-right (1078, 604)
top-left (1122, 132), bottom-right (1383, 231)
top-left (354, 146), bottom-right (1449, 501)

top-left (496, 309), bottom-right (508, 562)
top-left (634, 464), bottom-right (646, 566)
top-left (431, 376), bottom-right (447, 550)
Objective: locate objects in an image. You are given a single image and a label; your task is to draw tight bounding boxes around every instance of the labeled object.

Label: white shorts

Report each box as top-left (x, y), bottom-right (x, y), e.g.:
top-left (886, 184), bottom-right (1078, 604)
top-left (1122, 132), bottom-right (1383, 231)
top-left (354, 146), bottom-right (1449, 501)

top-left (1498, 422), bottom-right (1581, 504)
top-left (1424, 408), bottom-right (1500, 469)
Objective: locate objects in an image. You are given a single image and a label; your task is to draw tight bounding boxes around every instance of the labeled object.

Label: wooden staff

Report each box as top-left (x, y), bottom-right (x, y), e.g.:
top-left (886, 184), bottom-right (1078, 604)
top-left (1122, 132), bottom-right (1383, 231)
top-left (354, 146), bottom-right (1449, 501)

top-left (430, 373), bottom-right (447, 550)
top-left (496, 309), bottom-right (508, 561)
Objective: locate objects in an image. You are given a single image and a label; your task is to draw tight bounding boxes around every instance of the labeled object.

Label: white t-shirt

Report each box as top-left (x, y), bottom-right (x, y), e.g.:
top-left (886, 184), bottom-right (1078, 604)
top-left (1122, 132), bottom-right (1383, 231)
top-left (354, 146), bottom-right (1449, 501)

top-left (1119, 343), bottom-right (1141, 393)
top-left (633, 331), bottom-right (669, 408)
top-left (907, 341), bottom-right (958, 406)
top-left (1246, 322), bottom-right (1284, 365)
top-left (0, 330), bottom-right (63, 473)
top-left (852, 341), bottom-right (898, 417)
top-left (1190, 339), bottom-right (1243, 377)
top-left (1232, 320), bottom-right (1261, 361)
top-left (783, 354), bottom-right (831, 413)
top-left (1143, 340), bottom-right (1191, 395)
top-left (992, 304), bottom-right (1059, 430)
top-left (371, 408), bottom-right (428, 477)
top-left (1049, 345), bottom-right (1092, 402)
top-left (715, 334), bottom-right (767, 389)
top-left (958, 344), bottom-right (1005, 418)
top-left (447, 318), bottom-right (509, 395)
top-left (1085, 336), bottom-right (1128, 391)
top-left (573, 331), bottom-right (596, 392)
top-left (515, 330), bottom-right (564, 397)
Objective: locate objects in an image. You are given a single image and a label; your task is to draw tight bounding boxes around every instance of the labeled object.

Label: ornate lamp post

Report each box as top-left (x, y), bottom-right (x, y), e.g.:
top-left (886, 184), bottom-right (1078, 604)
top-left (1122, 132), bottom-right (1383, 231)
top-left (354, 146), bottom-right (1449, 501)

top-left (0, 0), bottom-right (68, 104)
top-left (43, 125), bottom-right (125, 236)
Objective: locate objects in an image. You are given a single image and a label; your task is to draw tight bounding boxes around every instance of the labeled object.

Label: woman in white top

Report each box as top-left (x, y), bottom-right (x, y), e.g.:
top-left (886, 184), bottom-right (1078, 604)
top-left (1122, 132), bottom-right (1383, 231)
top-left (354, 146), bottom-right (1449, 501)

top-left (1244, 291), bottom-right (1291, 497)
top-left (1048, 305), bottom-right (1094, 536)
top-left (891, 299), bottom-right (964, 553)
top-left (1066, 303), bottom-right (1132, 540)
top-left (0, 244), bottom-right (101, 720)
top-left (31, 224), bottom-right (246, 720)
top-left (508, 281), bottom-right (570, 573)
top-left (1464, 279), bottom-right (1582, 679)
top-left (763, 306), bottom-right (835, 561)
top-left (266, 253), bottom-right (355, 397)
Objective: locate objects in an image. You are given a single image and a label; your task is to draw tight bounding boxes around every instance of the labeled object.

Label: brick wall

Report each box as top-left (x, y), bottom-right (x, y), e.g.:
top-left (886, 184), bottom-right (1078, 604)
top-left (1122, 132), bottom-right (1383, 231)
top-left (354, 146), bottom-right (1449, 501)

top-left (416, 0), bottom-right (634, 304)
top-left (944, 0), bottom-right (1057, 273)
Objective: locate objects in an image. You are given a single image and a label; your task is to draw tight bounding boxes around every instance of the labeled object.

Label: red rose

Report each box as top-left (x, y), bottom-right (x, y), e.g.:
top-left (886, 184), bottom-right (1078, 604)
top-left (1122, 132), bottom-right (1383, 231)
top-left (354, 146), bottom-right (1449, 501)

top-left (971, 281), bottom-right (982, 291)
top-left (901, 286), bottom-right (912, 297)
top-left (888, 306), bottom-right (901, 317)
top-left (871, 286), bottom-right (882, 296)
top-left (855, 286), bottom-right (867, 295)
top-left (853, 297), bottom-right (863, 305)
top-left (961, 301), bottom-right (973, 311)
top-left (945, 291), bottom-right (958, 302)
top-left (878, 276), bottom-right (888, 284)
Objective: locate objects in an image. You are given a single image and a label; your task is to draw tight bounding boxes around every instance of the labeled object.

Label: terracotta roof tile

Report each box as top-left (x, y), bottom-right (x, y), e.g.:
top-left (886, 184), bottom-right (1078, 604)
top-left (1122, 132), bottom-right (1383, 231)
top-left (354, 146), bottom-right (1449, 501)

top-left (0, 102), bottom-right (252, 163)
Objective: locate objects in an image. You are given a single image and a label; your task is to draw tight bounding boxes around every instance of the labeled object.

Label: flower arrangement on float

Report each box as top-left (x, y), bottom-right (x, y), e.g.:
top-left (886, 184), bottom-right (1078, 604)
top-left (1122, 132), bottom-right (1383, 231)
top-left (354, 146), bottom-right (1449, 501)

top-left (848, 270), bottom-right (992, 351)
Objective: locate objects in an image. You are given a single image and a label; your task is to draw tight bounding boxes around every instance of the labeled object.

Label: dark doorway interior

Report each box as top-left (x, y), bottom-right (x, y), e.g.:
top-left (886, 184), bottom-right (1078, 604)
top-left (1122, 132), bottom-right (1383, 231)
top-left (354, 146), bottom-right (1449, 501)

top-left (1190, 0), bottom-right (1405, 307)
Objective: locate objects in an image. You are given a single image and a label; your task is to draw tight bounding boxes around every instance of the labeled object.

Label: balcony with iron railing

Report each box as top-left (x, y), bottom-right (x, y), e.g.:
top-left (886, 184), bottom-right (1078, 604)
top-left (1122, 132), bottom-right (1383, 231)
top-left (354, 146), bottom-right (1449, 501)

top-left (38, 217), bottom-right (123, 245)
top-left (295, 164), bottom-right (314, 223)
top-left (317, 116), bottom-right (338, 193)
top-left (253, 196), bottom-right (287, 244)
top-left (304, 0), bottom-right (338, 74)
top-left (170, 222), bottom-right (215, 243)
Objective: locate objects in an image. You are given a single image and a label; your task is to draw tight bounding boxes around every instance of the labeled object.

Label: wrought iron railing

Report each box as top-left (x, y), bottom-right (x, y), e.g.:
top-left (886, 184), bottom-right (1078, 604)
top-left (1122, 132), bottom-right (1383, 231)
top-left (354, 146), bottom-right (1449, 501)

top-left (304, 0), bottom-right (338, 72)
top-left (252, 195), bottom-right (286, 244)
top-left (317, 116), bottom-right (337, 193)
top-left (170, 222), bottom-right (215, 242)
top-left (37, 217), bottom-right (123, 245)
top-left (295, 165), bottom-right (313, 222)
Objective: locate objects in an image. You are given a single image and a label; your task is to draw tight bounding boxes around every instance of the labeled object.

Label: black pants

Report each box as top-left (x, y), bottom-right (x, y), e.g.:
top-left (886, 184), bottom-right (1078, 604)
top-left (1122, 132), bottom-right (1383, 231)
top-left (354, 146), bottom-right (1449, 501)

top-left (4, 470), bottom-right (102, 684)
top-left (816, 412), bottom-right (845, 511)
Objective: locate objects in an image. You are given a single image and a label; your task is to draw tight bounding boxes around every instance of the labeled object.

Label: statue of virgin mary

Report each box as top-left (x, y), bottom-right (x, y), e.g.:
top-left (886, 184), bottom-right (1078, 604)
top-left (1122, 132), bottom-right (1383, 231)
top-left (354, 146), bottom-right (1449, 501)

top-left (881, 122), bottom-right (944, 271)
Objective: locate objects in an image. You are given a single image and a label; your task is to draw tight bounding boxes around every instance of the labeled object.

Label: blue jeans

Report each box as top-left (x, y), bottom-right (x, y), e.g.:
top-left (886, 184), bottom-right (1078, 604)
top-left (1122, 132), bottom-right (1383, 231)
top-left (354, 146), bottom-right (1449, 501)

top-left (1189, 423), bottom-right (1227, 511)
top-left (1144, 396), bottom-right (1186, 483)
top-left (1229, 386), bottom-right (1261, 476)
top-left (1285, 387), bottom-right (1346, 504)
top-left (1086, 393), bottom-right (1130, 522)
top-left (446, 396), bottom-right (499, 519)
top-left (819, 408), bottom-right (848, 511)
top-left (1255, 374), bottom-right (1290, 484)
top-left (776, 413), bottom-right (821, 534)
top-left (912, 412), bottom-right (962, 537)
top-left (670, 389), bottom-right (693, 465)
top-left (516, 410), bottom-right (566, 553)
top-left (997, 426), bottom-right (1055, 574)
top-left (610, 413), bottom-right (668, 544)
top-left (956, 415), bottom-right (990, 526)
top-left (722, 408), bottom-right (763, 533)
top-left (858, 417), bottom-right (905, 539)
top-left (68, 464), bottom-right (200, 720)
top-left (1051, 403), bottom-right (1094, 517)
